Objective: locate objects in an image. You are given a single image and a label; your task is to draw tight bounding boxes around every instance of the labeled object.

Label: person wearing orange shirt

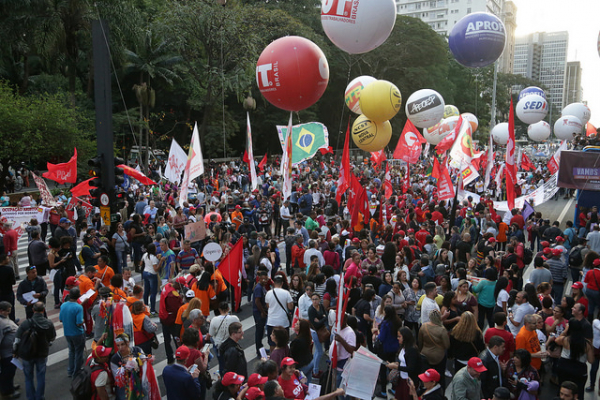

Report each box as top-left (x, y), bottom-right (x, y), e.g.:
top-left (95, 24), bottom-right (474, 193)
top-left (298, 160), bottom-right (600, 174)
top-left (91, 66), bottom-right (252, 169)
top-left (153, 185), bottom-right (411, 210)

top-left (191, 271), bottom-right (216, 317)
top-left (231, 205), bottom-right (244, 231)
top-left (109, 274), bottom-right (127, 303)
top-left (78, 266), bottom-right (101, 336)
top-left (94, 255), bottom-right (114, 288)
top-left (126, 285), bottom-right (150, 315)
top-left (174, 290), bottom-right (198, 339)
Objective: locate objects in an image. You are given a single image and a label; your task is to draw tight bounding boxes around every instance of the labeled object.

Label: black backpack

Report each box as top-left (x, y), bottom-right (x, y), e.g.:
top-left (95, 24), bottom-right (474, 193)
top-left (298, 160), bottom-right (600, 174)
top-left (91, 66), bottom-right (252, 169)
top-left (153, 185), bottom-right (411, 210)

top-left (17, 320), bottom-right (39, 360)
top-left (70, 362), bottom-right (106, 400)
top-left (299, 196), bottom-right (308, 208)
top-left (569, 246), bottom-right (584, 267)
top-left (324, 200), bottom-right (334, 216)
top-left (522, 247), bottom-right (534, 265)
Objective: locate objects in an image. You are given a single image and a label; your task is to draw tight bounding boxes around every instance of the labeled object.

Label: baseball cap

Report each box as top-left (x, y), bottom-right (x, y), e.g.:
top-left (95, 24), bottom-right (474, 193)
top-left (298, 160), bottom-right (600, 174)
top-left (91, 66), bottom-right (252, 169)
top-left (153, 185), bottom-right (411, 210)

top-left (222, 372), bottom-right (245, 386)
top-left (83, 234), bottom-right (93, 242)
top-left (398, 230), bottom-right (405, 236)
top-left (280, 357), bottom-right (297, 369)
top-left (555, 236), bottom-right (565, 242)
top-left (551, 248), bottom-right (562, 257)
top-left (65, 276), bottom-right (79, 286)
top-left (572, 281), bottom-right (584, 289)
top-left (407, 228), bottom-right (415, 234)
top-left (541, 241), bottom-right (550, 248)
top-left (245, 387), bottom-right (265, 400)
top-left (543, 247), bottom-right (552, 255)
top-left (247, 373), bottom-right (268, 387)
top-left (175, 346), bottom-right (190, 360)
top-left (468, 357), bottom-right (487, 372)
top-left (351, 237), bottom-right (360, 244)
top-left (488, 237), bottom-right (496, 243)
top-left (92, 345), bottom-right (112, 358)
top-left (185, 289), bottom-right (195, 298)
top-left (418, 368), bottom-right (440, 383)
top-left (593, 258), bottom-right (600, 267)
top-left (235, 205), bottom-right (241, 209)
top-left (59, 217), bottom-right (70, 224)
top-left (189, 206), bottom-right (195, 210)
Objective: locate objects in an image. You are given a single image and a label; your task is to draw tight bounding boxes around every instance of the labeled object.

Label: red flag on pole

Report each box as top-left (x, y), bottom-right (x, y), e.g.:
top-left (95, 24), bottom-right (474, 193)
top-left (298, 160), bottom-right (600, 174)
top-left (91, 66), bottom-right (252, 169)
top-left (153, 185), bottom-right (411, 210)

top-left (43, 148), bottom-right (78, 184)
top-left (219, 239), bottom-right (244, 312)
top-left (383, 163), bottom-right (393, 199)
top-left (349, 174), bottom-right (368, 228)
top-left (117, 164), bottom-right (158, 186)
top-left (521, 152), bottom-right (535, 171)
top-left (393, 120), bottom-right (426, 164)
top-left (336, 122), bottom-right (351, 204)
top-left (258, 153), bottom-right (268, 172)
top-left (506, 98), bottom-right (517, 211)
top-left (436, 116), bottom-right (463, 154)
top-left (370, 150), bottom-right (386, 171)
top-left (70, 178), bottom-right (94, 198)
top-left (402, 164), bottom-right (410, 193)
top-left (437, 165), bottom-right (455, 201)
top-left (431, 158), bottom-right (442, 180)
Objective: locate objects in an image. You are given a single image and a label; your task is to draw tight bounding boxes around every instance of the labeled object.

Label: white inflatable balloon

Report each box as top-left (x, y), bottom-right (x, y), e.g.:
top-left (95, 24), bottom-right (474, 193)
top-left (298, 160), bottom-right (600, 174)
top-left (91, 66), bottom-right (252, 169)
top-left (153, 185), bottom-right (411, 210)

top-left (561, 103), bottom-right (591, 126)
top-left (554, 115), bottom-right (582, 141)
top-left (423, 120), bottom-right (446, 145)
top-left (461, 113), bottom-right (478, 132)
top-left (344, 75), bottom-right (376, 114)
top-left (516, 95), bottom-right (548, 125)
top-left (405, 89), bottom-right (445, 129)
top-left (491, 122), bottom-right (509, 145)
top-left (321, 0), bottom-right (396, 54)
top-left (527, 121), bottom-right (551, 142)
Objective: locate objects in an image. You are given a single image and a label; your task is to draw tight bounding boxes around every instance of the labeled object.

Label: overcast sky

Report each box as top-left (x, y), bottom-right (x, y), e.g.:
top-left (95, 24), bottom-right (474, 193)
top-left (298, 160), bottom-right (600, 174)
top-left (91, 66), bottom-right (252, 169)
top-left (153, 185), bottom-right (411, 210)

top-left (512, 0), bottom-right (600, 126)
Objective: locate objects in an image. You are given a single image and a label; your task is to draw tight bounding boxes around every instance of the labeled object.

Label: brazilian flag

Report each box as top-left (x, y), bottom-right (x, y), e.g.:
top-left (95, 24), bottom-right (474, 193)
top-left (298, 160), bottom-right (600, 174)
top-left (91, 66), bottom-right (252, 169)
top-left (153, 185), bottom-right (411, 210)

top-left (276, 122), bottom-right (329, 165)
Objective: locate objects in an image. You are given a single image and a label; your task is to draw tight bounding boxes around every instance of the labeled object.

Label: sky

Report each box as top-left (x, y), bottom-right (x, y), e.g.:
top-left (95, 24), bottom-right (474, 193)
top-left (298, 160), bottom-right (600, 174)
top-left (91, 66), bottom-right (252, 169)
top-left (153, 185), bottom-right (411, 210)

top-left (512, 0), bottom-right (600, 127)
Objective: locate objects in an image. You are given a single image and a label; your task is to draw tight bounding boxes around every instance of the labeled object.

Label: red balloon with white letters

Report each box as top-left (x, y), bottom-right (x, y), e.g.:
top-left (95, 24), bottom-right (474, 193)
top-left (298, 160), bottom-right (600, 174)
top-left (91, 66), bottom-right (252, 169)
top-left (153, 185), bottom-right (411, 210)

top-left (256, 36), bottom-right (329, 112)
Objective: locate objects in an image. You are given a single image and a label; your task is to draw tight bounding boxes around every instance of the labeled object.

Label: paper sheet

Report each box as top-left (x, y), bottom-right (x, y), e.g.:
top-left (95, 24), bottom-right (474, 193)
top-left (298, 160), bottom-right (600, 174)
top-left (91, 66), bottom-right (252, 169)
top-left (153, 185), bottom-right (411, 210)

top-left (259, 347), bottom-right (268, 359)
top-left (11, 358), bottom-right (23, 370)
top-left (22, 291), bottom-right (37, 304)
top-left (49, 269), bottom-right (57, 282)
top-left (306, 384), bottom-right (322, 400)
top-left (77, 288), bottom-right (96, 304)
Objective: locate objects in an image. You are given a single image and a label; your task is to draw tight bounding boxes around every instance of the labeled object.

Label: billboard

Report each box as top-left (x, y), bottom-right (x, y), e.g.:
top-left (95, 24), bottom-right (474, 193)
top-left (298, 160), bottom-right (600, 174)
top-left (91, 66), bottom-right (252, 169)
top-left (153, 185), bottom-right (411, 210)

top-left (558, 151), bottom-right (600, 191)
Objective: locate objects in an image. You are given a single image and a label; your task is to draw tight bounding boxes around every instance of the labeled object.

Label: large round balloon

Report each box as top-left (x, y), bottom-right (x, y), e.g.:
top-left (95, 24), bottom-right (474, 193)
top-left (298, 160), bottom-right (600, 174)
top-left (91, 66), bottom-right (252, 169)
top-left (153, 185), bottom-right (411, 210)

top-left (562, 103), bottom-right (591, 126)
top-left (449, 12), bottom-right (506, 68)
top-left (344, 75), bottom-right (376, 114)
top-left (256, 36), bottom-right (329, 112)
top-left (359, 80), bottom-right (402, 123)
top-left (438, 116), bottom-right (460, 137)
top-left (491, 122), bottom-right (509, 145)
top-left (519, 86), bottom-right (546, 101)
top-left (461, 113), bottom-right (479, 132)
top-left (443, 105), bottom-right (460, 119)
top-left (516, 95), bottom-right (548, 125)
top-left (351, 114), bottom-right (392, 152)
top-left (554, 115), bottom-right (582, 141)
top-left (321, 0), bottom-right (396, 54)
top-left (422, 120), bottom-right (446, 145)
top-left (527, 121), bottom-right (551, 142)
top-left (405, 89), bottom-right (445, 129)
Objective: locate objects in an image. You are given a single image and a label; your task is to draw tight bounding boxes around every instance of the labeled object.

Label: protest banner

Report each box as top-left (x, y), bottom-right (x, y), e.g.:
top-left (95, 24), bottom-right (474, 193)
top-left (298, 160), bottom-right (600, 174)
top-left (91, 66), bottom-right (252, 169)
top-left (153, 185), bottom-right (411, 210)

top-left (184, 220), bottom-right (206, 243)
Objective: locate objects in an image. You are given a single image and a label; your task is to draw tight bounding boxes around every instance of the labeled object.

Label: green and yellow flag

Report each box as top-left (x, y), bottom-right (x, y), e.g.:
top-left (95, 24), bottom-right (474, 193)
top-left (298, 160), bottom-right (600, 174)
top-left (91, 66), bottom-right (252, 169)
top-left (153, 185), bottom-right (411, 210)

top-left (276, 122), bottom-right (329, 165)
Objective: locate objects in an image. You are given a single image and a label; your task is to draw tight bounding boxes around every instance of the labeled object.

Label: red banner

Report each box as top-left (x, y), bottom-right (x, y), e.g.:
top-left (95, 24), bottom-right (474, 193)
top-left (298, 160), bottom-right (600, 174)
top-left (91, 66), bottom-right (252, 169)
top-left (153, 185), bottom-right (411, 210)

top-left (436, 116), bottom-right (463, 154)
top-left (383, 163), bottom-right (393, 199)
top-left (437, 167), bottom-right (455, 201)
top-left (393, 120), bottom-right (426, 164)
top-left (43, 148), bottom-right (77, 184)
top-left (219, 239), bottom-right (244, 312)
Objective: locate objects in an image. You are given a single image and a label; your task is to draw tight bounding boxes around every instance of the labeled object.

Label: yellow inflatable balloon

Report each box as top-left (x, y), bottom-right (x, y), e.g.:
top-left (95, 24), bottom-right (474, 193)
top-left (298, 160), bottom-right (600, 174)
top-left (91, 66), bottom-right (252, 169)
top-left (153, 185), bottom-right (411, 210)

top-left (351, 114), bottom-right (392, 152)
top-left (443, 105), bottom-right (460, 118)
top-left (358, 80), bottom-right (402, 123)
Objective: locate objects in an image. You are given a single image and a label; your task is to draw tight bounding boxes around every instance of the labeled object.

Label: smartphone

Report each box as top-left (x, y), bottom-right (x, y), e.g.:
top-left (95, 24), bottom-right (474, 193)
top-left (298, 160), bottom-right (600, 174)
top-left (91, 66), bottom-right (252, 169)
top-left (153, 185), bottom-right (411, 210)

top-left (201, 343), bottom-right (210, 353)
top-left (188, 364), bottom-right (197, 374)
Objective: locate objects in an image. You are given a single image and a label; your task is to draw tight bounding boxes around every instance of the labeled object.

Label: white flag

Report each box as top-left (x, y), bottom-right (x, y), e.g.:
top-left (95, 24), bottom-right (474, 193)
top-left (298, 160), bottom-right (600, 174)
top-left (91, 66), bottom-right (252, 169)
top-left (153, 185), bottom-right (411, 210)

top-left (246, 112), bottom-right (258, 191)
top-left (280, 113), bottom-right (294, 200)
top-left (484, 132), bottom-right (494, 190)
top-left (179, 123), bottom-right (205, 207)
top-left (164, 138), bottom-right (187, 184)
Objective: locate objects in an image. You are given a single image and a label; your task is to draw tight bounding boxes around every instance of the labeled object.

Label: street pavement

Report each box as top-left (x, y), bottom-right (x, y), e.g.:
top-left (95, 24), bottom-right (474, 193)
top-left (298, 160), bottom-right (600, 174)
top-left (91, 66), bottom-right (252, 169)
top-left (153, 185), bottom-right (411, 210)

top-left (7, 196), bottom-right (585, 400)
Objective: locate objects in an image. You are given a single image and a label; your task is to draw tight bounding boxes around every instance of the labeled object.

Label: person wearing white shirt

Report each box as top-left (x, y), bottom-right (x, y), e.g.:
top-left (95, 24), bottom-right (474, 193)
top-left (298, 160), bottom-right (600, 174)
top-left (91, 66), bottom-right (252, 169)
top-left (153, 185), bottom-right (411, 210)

top-left (298, 283), bottom-right (313, 320)
top-left (265, 276), bottom-right (293, 350)
top-left (421, 283), bottom-right (440, 324)
top-left (280, 200), bottom-right (292, 232)
top-left (209, 302), bottom-right (240, 350)
top-left (303, 240), bottom-right (325, 269)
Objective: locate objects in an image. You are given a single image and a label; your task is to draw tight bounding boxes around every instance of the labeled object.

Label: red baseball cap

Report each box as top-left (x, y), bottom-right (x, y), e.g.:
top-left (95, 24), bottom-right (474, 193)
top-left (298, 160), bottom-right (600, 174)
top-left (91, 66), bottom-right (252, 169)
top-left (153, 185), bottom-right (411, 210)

top-left (468, 357), bottom-right (487, 372)
top-left (398, 230), bottom-right (405, 236)
top-left (92, 345), bottom-right (112, 358)
top-left (555, 236), bottom-right (565, 242)
top-left (488, 237), bottom-right (496, 243)
top-left (175, 346), bottom-right (190, 360)
top-left (543, 247), bottom-right (552, 255)
top-left (407, 228), bottom-right (415, 234)
top-left (541, 241), bottom-right (550, 248)
top-left (418, 368), bottom-right (440, 383)
top-left (65, 276), bottom-right (79, 286)
top-left (222, 372), bottom-right (245, 386)
top-left (593, 259), bottom-right (600, 267)
top-left (351, 238), bottom-right (360, 244)
top-left (572, 281), bottom-right (584, 289)
top-left (280, 357), bottom-right (297, 369)
top-left (245, 387), bottom-right (265, 400)
top-left (551, 249), bottom-right (562, 257)
top-left (248, 373), bottom-right (268, 387)
top-left (235, 205), bottom-right (241, 209)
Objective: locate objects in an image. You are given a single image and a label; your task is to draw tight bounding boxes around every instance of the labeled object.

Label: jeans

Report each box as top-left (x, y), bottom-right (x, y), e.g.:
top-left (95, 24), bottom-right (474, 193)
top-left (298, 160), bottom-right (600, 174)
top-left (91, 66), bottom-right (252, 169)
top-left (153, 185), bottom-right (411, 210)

top-left (162, 323), bottom-right (179, 363)
top-left (115, 250), bottom-right (128, 274)
top-left (310, 330), bottom-right (324, 375)
top-left (52, 269), bottom-right (63, 305)
top-left (66, 334), bottom-right (85, 376)
top-left (0, 357), bottom-right (16, 395)
top-left (143, 272), bottom-right (158, 313)
top-left (587, 287), bottom-right (600, 321)
top-left (22, 357), bottom-right (47, 400)
top-left (132, 242), bottom-right (143, 264)
top-left (253, 312), bottom-right (267, 354)
top-left (336, 358), bottom-right (349, 400)
top-left (552, 282), bottom-right (565, 305)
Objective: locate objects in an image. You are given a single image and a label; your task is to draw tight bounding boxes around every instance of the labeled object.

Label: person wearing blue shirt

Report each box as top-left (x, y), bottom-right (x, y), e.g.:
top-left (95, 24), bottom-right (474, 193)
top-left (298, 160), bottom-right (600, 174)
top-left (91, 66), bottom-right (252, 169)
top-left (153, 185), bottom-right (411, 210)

top-left (59, 288), bottom-right (85, 378)
top-left (157, 239), bottom-right (177, 285)
top-left (162, 345), bottom-right (202, 400)
top-left (252, 272), bottom-right (268, 356)
top-left (298, 191), bottom-right (313, 216)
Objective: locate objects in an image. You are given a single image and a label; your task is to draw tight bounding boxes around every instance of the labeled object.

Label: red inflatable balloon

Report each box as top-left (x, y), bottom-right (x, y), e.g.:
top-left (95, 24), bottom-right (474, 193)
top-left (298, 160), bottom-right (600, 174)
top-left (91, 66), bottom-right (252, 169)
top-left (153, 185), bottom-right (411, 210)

top-left (256, 36), bottom-right (329, 112)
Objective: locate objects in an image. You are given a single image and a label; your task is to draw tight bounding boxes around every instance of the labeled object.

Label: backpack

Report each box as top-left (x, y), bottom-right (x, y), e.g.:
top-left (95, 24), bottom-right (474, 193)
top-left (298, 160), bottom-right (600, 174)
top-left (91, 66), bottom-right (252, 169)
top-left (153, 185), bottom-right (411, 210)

top-left (522, 247), bottom-right (534, 265)
top-left (70, 362), bottom-right (106, 400)
top-left (299, 196), bottom-right (308, 209)
top-left (566, 228), bottom-right (580, 247)
top-left (78, 245), bottom-right (90, 265)
top-left (324, 200), bottom-right (334, 216)
top-left (569, 246), bottom-right (584, 267)
top-left (17, 320), bottom-right (39, 360)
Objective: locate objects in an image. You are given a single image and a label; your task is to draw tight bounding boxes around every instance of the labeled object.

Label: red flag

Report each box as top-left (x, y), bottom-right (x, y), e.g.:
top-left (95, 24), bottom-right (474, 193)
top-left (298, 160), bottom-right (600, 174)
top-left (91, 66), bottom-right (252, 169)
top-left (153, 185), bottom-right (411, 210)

top-left (370, 150), bottom-right (386, 171)
top-left (219, 239), bottom-right (244, 312)
top-left (336, 122), bottom-right (351, 203)
top-left (349, 175), bottom-right (368, 228)
top-left (242, 150), bottom-right (249, 164)
top-left (547, 141), bottom-right (567, 174)
top-left (506, 98), bottom-right (517, 211)
top-left (437, 165), bottom-right (455, 201)
top-left (70, 178), bottom-right (94, 198)
top-left (393, 120), bottom-right (426, 164)
top-left (258, 153), bottom-right (268, 172)
top-left (43, 148), bottom-right (77, 184)
top-left (521, 152), bottom-right (535, 171)
top-left (402, 164), bottom-right (410, 193)
top-left (319, 146), bottom-right (334, 155)
top-left (117, 164), bottom-right (158, 186)
top-left (383, 163), bottom-right (393, 199)
top-left (436, 116), bottom-right (463, 154)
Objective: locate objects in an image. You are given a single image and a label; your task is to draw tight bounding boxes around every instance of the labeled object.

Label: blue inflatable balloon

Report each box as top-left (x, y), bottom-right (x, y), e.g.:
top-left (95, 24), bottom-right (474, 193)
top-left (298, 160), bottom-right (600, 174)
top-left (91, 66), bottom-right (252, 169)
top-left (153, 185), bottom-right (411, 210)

top-left (519, 86), bottom-right (546, 101)
top-left (449, 12), bottom-right (506, 68)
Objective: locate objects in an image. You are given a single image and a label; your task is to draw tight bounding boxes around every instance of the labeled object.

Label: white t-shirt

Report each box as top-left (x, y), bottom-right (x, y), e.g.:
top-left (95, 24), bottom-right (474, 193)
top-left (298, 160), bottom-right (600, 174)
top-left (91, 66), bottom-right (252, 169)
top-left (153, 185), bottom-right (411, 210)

top-left (336, 325), bottom-right (356, 364)
top-left (142, 254), bottom-right (159, 275)
top-left (496, 289), bottom-right (509, 308)
top-left (420, 297), bottom-right (440, 324)
top-left (265, 288), bottom-right (293, 328)
top-left (209, 314), bottom-right (241, 347)
top-left (509, 302), bottom-right (535, 337)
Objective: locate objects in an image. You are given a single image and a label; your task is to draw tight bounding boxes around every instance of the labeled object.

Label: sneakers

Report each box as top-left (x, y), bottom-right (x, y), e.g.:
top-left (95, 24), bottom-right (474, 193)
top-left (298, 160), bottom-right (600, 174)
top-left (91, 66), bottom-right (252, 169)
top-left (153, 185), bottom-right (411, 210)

top-left (586, 386), bottom-right (594, 393)
top-left (375, 391), bottom-right (387, 398)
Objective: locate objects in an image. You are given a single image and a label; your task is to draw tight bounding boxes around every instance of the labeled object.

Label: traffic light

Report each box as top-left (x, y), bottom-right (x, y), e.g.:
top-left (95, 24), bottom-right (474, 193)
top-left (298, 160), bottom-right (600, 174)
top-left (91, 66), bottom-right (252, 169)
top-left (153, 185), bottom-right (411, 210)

top-left (114, 156), bottom-right (125, 186)
top-left (88, 155), bottom-right (104, 208)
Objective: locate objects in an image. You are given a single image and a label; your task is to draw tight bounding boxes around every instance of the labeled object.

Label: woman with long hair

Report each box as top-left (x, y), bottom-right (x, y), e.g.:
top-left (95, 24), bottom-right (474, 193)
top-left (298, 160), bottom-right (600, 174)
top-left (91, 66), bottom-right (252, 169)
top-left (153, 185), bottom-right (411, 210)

top-left (449, 311), bottom-right (485, 372)
top-left (536, 282), bottom-right (553, 306)
top-left (322, 279), bottom-right (337, 312)
top-left (436, 275), bottom-right (452, 297)
top-left (306, 261), bottom-right (321, 283)
top-left (361, 246), bottom-right (384, 274)
top-left (290, 319), bottom-right (314, 377)
top-left (380, 271), bottom-right (394, 297)
top-left (387, 327), bottom-right (420, 400)
top-left (504, 349), bottom-right (541, 399)
top-left (555, 319), bottom-right (595, 399)
top-left (269, 326), bottom-right (290, 370)
top-left (308, 292), bottom-right (328, 378)
top-left (494, 276), bottom-right (510, 314)
top-left (289, 274), bottom-right (304, 307)
top-left (524, 283), bottom-right (542, 312)
top-left (403, 278), bottom-right (425, 336)
top-left (433, 225), bottom-right (445, 249)
top-left (141, 243), bottom-right (159, 315)
top-left (374, 295), bottom-right (392, 327)
top-left (440, 291), bottom-right (460, 331)
top-left (418, 310), bottom-right (450, 388)
top-left (381, 242), bottom-right (397, 272)
top-left (375, 306), bottom-right (402, 398)
top-left (455, 279), bottom-right (478, 321)
top-left (434, 248), bottom-right (452, 270)
top-left (473, 267), bottom-right (498, 330)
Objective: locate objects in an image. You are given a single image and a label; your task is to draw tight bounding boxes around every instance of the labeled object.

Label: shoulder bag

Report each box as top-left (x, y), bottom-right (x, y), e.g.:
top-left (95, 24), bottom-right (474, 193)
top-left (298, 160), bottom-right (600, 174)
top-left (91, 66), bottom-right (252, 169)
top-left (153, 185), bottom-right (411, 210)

top-left (272, 289), bottom-right (292, 325)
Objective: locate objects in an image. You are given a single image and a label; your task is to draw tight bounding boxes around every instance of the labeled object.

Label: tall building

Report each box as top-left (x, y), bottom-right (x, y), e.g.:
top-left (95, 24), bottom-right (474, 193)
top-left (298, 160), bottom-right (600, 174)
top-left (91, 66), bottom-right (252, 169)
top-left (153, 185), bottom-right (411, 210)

top-left (395, 0), bottom-right (517, 73)
top-left (513, 31), bottom-right (569, 111)
top-left (564, 61), bottom-right (583, 105)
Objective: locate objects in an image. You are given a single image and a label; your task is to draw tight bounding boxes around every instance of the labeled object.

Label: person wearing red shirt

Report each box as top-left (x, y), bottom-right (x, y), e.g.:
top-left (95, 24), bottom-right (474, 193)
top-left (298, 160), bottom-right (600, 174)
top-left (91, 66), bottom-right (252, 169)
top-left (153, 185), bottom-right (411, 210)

top-left (277, 357), bottom-right (307, 400)
top-left (2, 223), bottom-right (19, 280)
top-left (484, 312), bottom-right (515, 363)
top-left (159, 281), bottom-right (183, 364)
top-left (415, 224), bottom-right (430, 249)
top-left (431, 206), bottom-right (444, 226)
top-left (510, 209), bottom-right (525, 230)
